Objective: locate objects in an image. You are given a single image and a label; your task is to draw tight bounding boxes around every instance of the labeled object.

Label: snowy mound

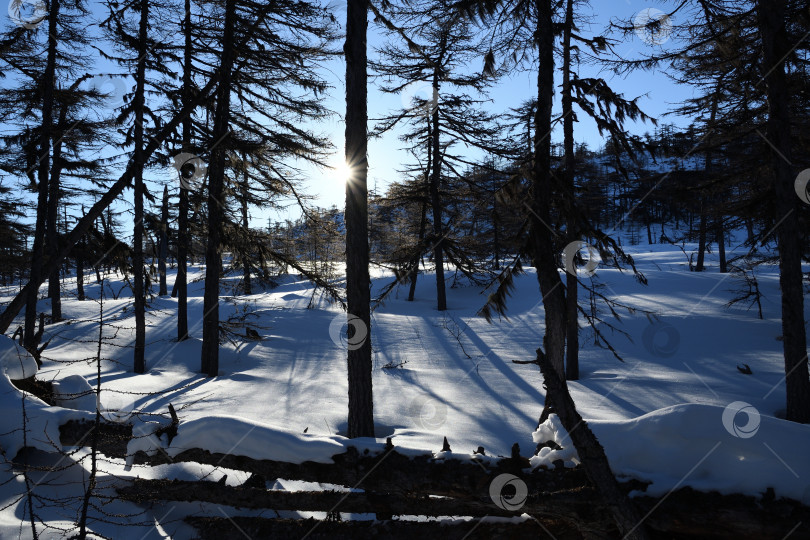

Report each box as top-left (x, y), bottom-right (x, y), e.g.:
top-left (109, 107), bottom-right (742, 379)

top-left (0, 372), bottom-right (92, 457)
top-left (168, 415), bottom-right (347, 464)
top-left (52, 375), bottom-right (96, 412)
top-left (0, 335), bottom-right (38, 380)
top-left (532, 404), bottom-right (810, 503)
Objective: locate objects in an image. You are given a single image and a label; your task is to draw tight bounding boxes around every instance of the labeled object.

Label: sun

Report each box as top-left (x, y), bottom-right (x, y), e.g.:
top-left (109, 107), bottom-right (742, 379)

top-left (335, 160), bottom-right (354, 184)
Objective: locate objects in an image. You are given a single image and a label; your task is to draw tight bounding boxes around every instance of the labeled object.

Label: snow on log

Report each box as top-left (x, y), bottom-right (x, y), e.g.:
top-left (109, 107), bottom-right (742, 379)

top-left (167, 415), bottom-right (346, 464)
top-left (0, 371), bottom-right (92, 457)
top-left (0, 335), bottom-right (38, 380)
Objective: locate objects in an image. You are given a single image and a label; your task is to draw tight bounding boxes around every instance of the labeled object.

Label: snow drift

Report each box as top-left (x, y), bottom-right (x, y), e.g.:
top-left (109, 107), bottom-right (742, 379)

top-left (531, 403), bottom-right (810, 503)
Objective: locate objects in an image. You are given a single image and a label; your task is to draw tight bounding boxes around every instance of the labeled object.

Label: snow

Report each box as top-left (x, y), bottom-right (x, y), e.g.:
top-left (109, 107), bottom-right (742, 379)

top-left (0, 335), bottom-right (38, 380)
top-left (126, 421), bottom-right (167, 470)
top-left (532, 405), bottom-right (810, 501)
top-left (0, 235), bottom-right (808, 537)
top-left (0, 371), bottom-right (92, 457)
top-left (52, 374), bottom-right (96, 411)
top-left (531, 414), bottom-right (580, 468)
top-left (167, 415), bottom-right (347, 464)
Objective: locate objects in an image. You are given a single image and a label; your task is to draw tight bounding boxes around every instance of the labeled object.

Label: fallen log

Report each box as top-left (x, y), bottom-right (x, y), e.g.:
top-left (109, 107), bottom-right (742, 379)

top-left (116, 477), bottom-right (605, 521)
top-left (59, 419), bottom-right (810, 538)
top-left (124, 478), bottom-right (810, 539)
top-left (59, 418), bottom-right (589, 499)
top-left (185, 515), bottom-right (581, 540)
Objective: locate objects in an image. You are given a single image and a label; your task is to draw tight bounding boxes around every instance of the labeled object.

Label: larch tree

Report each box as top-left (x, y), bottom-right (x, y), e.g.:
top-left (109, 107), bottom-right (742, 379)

top-left (101, 0), bottom-right (171, 373)
top-left (756, 0), bottom-right (810, 422)
top-left (370, 0), bottom-right (502, 309)
top-left (344, 0), bottom-right (374, 437)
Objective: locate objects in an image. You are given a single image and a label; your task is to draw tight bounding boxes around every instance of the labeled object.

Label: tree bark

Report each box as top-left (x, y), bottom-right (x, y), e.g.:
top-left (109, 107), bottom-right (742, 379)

top-left (241, 170), bottom-right (251, 295)
top-left (535, 349), bottom-right (649, 540)
top-left (46, 130), bottom-right (62, 322)
top-left (696, 94), bottom-right (718, 274)
top-left (407, 118), bottom-right (432, 303)
top-left (76, 238), bottom-right (85, 301)
top-left (757, 0), bottom-right (810, 423)
top-left (24, 0), bottom-right (59, 349)
top-left (531, 0), bottom-right (566, 377)
top-left (429, 68), bottom-right (447, 312)
top-left (562, 0), bottom-right (578, 381)
top-left (176, 0), bottom-right (192, 340)
top-left (695, 203), bottom-right (707, 272)
top-left (717, 220), bottom-right (727, 273)
top-left (201, 0), bottom-right (238, 377)
top-left (132, 0), bottom-right (149, 374)
top-left (344, 0), bottom-right (374, 438)
top-left (159, 185), bottom-right (168, 296)
top-left (407, 198), bottom-right (427, 302)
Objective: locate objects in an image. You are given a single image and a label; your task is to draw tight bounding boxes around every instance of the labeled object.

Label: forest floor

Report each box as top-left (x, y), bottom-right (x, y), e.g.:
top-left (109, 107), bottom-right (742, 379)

top-left (1, 233), bottom-right (809, 538)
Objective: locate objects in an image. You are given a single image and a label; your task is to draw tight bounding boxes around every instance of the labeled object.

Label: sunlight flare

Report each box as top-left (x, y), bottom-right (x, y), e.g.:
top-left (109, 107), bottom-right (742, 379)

top-left (335, 160), bottom-right (354, 184)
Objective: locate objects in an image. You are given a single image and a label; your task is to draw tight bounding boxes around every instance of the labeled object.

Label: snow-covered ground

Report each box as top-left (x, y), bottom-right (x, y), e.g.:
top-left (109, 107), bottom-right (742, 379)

top-left (0, 233), bottom-right (809, 538)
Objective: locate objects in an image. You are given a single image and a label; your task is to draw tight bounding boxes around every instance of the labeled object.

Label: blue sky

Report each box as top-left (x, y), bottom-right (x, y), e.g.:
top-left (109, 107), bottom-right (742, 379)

top-left (1, 0), bottom-right (692, 232)
top-left (287, 0), bottom-right (691, 224)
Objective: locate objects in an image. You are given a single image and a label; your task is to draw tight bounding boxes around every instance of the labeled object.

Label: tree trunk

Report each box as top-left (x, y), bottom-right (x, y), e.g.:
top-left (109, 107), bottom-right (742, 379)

top-left (407, 198), bottom-right (427, 302)
top-left (535, 349), bottom-right (650, 539)
top-left (201, 0), bottom-right (237, 378)
top-left (531, 0), bottom-right (566, 378)
top-left (717, 220), bottom-right (727, 273)
top-left (562, 0), bottom-right (578, 381)
top-left (429, 70), bottom-right (447, 312)
top-left (77, 208), bottom-right (85, 301)
top-left (696, 94), bottom-right (717, 274)
top-left (132, 0), bottom-right (149, 374)
top-left (757, 0), bottom-right (810, 423)
top-left (47, 136), bottom-right (62, 322)
top-left (24, 0), bottom-right (59, 349)
top-left (176, 0), bottom-right (192, 340)
top-left (493, 193), bottom-right (500, 270)
top-left (695, 204), bottom-right (707, 272)
top-left (408, 119), bottom-right (432, 303)
top-left (745, 217), bottom-right (754, 244)
top-left (159, 185), bottom-right (168, 296)
top-left (344, 0), bottom-right (374, 438)
top-left (76, 241), bottom-right (85, 301)
top-left (241, 171), bottom-right (251, 295)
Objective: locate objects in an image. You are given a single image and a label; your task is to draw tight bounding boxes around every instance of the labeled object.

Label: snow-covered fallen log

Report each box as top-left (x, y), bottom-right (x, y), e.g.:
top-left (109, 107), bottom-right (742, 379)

top-left (41, 400), bottom-right (810, 538)
top-left (59, 418), bottom-right (572, 498)
top-left (115, 477), bottom-right (596, 519)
